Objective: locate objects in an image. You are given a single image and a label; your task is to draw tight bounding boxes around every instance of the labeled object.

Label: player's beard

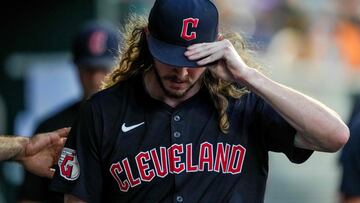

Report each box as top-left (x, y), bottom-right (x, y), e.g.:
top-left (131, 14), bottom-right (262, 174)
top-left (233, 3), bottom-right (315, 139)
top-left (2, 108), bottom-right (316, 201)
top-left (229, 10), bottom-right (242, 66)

top-left (153, 67), bottom-right (201, 99)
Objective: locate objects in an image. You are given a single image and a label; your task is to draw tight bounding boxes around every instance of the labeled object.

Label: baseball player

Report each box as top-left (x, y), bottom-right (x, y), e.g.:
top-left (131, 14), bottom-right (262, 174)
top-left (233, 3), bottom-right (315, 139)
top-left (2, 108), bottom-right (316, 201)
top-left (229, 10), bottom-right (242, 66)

top-left (50, 0), bottom-right (349, 202)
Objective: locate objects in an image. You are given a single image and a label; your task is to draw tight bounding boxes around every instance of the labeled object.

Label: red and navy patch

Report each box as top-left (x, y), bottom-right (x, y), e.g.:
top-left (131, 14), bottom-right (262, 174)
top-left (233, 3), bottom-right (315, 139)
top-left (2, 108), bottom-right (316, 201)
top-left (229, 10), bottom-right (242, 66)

top-left (58, 148), bottom-right (80, 181)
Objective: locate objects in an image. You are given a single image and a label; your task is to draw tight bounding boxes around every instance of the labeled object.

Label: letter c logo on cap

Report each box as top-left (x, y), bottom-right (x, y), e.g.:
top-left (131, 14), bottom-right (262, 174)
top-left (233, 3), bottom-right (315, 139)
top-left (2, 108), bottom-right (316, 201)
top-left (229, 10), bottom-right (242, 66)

top-left (181, 18), bottom-right (199, 41)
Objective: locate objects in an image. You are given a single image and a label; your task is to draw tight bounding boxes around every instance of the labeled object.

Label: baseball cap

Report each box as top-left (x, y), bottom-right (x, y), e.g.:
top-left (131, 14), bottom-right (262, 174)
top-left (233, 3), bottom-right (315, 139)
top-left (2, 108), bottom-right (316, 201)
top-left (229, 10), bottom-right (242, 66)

top-left (72, 21), bottom-right (121, 69)
top-left (147, 0), bottom-right (219, 68)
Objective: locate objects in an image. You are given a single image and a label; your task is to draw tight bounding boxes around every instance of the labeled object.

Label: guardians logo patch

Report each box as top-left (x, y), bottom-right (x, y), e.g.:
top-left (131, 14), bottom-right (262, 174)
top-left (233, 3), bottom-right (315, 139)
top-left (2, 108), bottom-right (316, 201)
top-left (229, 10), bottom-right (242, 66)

top-left (58, 148), bottom-right (80, 181)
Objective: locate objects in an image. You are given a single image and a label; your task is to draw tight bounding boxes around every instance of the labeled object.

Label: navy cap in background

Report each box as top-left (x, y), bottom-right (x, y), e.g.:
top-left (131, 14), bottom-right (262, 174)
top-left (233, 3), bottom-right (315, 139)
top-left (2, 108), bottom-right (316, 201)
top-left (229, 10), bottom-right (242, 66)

top-left (147, 0), bottom-right (219, 68)
top-left (72, 21), bottom-right (121, 69)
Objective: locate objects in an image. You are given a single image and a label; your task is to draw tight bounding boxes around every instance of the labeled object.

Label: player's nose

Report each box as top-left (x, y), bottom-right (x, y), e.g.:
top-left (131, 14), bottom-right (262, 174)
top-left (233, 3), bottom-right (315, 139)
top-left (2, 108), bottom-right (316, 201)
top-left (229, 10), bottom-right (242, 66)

top-left (174, 67), bottom-right (189, 78)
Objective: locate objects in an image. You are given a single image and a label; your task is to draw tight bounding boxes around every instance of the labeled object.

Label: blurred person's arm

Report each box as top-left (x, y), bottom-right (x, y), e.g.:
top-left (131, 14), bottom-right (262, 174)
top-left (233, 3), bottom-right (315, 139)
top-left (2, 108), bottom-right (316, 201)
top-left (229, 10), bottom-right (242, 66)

top-left (65, 194), bottom-right (86, 203)
top-left (0, 135), bottom-right (29, 161)
top-left (0, 128), bottom-right (69, 177)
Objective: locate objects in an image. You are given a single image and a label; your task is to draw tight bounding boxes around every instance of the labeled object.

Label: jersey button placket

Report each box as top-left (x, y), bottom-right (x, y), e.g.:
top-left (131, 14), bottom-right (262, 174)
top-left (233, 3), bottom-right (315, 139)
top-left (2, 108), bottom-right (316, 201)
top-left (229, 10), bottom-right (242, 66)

top-left (176, 195), bottom-right (184, 203)
top-left (174, 131), bottom-right (181, 138)
top-left (171, 112), bottom-right (185, 203)
top-left (174, 115), bottom-right (181, 122)
top-left (171, 113), bottom-right (183, 141)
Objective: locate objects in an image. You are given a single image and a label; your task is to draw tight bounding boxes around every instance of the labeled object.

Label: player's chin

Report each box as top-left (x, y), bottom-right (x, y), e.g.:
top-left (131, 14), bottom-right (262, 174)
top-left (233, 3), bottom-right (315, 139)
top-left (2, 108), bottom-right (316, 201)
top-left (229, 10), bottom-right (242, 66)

top-left (164, 86), bottom-right (189, 98)
top-left (166, 89), bottom-right (187, 98)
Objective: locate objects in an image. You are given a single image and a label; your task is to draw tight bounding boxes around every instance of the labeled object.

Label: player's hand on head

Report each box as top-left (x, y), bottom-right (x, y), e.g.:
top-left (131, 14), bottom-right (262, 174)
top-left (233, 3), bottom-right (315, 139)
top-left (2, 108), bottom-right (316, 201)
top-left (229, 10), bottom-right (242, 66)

top-left (184, 38), bottom-right (251, 83)
top-left (18, 127), bottom-right (70, 178)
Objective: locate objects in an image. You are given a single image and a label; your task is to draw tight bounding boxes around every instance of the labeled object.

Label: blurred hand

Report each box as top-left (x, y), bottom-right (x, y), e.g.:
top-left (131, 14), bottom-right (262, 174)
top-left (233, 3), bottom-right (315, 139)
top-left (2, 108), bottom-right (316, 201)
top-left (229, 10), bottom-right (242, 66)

top-left (16, 127), bottom-right (70, 178)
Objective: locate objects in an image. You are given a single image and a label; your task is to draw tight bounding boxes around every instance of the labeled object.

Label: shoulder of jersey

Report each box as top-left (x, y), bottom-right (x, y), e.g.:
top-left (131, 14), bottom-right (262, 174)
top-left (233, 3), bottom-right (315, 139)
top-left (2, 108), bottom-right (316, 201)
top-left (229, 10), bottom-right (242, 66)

top-left (88, 77), bottom-right (135, 103)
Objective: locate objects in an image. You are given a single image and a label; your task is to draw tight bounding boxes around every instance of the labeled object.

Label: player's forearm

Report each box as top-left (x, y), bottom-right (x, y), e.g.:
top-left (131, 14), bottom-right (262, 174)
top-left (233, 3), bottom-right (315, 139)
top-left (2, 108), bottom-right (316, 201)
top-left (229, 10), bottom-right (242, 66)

top-left (238, 67), bottom-right (349, 152)
top-left (0, 136), bottom-right (29, 161)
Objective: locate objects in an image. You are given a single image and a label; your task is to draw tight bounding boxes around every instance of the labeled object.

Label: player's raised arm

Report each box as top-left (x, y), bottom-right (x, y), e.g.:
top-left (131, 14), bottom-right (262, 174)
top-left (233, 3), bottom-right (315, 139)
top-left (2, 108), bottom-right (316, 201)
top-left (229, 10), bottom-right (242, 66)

top-left (185, 39), bottom-right (349, 152)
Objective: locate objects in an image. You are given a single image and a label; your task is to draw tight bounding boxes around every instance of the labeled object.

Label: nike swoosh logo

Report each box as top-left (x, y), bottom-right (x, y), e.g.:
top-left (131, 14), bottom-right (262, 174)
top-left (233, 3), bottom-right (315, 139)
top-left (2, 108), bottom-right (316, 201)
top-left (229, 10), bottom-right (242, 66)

top-left (121, 122), bottom-right (145, 132)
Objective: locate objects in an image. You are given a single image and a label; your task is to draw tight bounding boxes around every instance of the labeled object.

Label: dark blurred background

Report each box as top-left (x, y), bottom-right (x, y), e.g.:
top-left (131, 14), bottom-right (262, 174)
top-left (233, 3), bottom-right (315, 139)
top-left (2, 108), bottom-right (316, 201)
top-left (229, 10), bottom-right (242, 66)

top-left (1, 0), bottom-right (360, 202)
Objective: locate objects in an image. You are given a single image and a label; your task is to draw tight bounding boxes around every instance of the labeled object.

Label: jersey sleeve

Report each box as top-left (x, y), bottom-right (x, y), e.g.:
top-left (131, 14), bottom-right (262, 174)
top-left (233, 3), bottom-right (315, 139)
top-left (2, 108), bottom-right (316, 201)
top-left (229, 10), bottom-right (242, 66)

top-left (256, 95), bottom-right (313, 164)
top-left (50, 101), bottom-right (103, 202)
top-left (340, 116), bottom-right (360, 197)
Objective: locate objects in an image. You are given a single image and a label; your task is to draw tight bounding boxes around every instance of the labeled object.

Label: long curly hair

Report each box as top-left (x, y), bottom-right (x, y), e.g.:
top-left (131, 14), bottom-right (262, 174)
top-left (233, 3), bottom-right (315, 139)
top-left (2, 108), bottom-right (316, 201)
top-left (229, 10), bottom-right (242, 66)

top-left (102, 15), bottom-right (262, 133)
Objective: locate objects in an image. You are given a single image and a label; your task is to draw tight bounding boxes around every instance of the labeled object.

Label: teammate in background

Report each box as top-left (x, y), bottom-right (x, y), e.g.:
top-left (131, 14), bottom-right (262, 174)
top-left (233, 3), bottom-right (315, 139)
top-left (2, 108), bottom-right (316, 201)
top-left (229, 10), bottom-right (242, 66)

top-left (50, 0), bottom-right (349, 202)
top-left (0, 128), bottom-right (69, 178)
top-left (340, 113), bottom-right (360, 203)
top-left (18, 22), bottom-right (121, 203)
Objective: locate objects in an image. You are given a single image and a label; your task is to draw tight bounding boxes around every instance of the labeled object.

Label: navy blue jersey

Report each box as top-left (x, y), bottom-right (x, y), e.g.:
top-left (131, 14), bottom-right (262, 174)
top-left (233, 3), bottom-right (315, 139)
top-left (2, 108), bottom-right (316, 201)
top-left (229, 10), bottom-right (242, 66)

top-left (50, 75), bottom-right (313, 203)
top-left (340, 114), bottom-right (360, 198)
